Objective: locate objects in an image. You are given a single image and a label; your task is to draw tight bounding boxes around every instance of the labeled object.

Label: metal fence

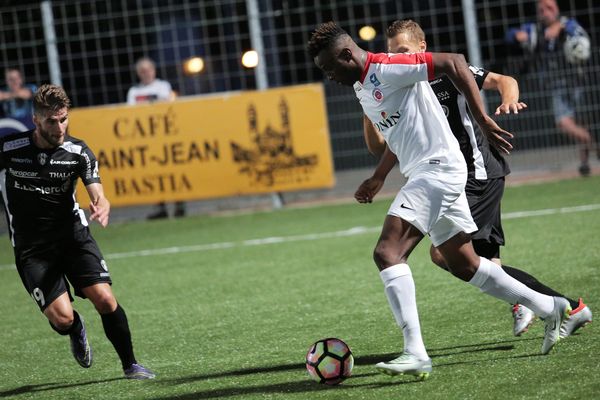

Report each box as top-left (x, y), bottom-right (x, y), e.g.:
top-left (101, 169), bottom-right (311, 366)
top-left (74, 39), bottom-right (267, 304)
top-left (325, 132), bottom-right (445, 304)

top-left (1, 0), bottom-right (599, 173)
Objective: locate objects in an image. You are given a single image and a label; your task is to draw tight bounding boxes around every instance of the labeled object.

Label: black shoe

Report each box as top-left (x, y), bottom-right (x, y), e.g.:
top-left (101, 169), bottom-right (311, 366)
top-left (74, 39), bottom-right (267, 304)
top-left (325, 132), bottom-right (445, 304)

top-left (579, 164), bottom-right (591, 177)
top-left (174, 203), bottom-right (186, 218)
top-left (70, 316), bottom-right (92, 368)
top-left (147, 210), bottom-right (168, 220)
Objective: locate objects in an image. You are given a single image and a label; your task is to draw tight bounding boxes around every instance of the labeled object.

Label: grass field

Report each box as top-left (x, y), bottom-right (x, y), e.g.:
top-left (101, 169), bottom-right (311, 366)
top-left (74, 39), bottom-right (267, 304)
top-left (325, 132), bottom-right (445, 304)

top-left (0, 176), bottom-right (599, 400)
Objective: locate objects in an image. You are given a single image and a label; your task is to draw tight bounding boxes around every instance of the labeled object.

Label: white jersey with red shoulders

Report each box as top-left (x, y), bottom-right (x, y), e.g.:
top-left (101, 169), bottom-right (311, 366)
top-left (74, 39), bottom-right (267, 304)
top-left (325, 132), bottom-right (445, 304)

top-left (354, 52), bottom-right (464, 177)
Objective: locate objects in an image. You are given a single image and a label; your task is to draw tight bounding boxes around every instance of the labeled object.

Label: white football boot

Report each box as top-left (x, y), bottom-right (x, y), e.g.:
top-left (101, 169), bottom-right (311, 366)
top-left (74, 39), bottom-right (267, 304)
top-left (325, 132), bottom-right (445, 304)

top-left (559, 298), bottom-right (592, 339)
top-left (512, 304), bottom-right (536, 336)
top-left (541, 297), bottom-right (571, 355)
top-left (375, 353), bottom-right (432, 380)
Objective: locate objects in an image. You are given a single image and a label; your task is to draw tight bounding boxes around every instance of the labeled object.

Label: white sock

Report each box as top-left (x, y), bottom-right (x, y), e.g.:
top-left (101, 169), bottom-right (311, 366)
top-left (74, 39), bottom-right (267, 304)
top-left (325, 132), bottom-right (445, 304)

top-left (380, 263), bottom-right (428, 360)
top-left (469, 257), bottom-right (554, 317)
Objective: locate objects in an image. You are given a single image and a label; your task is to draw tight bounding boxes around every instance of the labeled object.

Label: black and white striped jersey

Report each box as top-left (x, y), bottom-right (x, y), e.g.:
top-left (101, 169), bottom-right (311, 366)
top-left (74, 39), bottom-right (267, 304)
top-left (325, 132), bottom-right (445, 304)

top-left (428, 67), bottom-right (510, 180)
top-left (0, 130), bottom-right (101, 246)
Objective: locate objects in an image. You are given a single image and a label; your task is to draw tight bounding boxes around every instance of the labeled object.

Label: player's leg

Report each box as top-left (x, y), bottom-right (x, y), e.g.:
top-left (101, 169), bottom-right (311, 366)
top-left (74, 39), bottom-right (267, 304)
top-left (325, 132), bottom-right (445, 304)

top-left (81, 283), bottom-right (154, 379)
top-left (373, 214), bottom-right (431, 378)
top-left (553, 90), bottom-right (593, 176)
top-left (67, 228), bottom-right (155, 379)
top-left (14, 245), bottom-right (92, 368)
top-left (435, 229), bottom-right (570, 354)
top-left (44, 292), bottom-right (93, 368)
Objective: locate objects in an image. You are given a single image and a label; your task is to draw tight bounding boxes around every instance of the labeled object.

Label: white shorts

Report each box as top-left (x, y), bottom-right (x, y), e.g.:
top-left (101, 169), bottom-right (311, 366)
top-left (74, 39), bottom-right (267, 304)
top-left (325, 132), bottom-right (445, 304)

top-left (388, 164), bottom-right (478, 247)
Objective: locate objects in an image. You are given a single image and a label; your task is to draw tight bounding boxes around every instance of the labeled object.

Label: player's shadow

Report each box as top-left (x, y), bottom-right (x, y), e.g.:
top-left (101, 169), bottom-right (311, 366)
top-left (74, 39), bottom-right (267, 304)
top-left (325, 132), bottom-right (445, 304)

top-left (163, 336), bottom-right (537, 386)
top-left (154, 335), bottom-right (545, 400)
top-left (0, 377), bottom-right (124, 398)
top-left (152, 372), bottom-right (422, 400)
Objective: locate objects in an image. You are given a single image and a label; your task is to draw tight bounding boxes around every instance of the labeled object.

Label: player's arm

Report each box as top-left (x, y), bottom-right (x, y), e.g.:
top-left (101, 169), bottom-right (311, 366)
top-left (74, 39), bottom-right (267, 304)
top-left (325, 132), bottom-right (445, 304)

top-left (431, 52), bottom-right (513, 154)
top-left (85, 183), bottom-right (110, 228)
top-left (13, 86), bottom-right (34, 100)
top-left (355, 146), bottom-right (396, 204)
top-left (363, 115), bottom-right (386, 158)
top-left (483, 72), bottom-right (527, 115)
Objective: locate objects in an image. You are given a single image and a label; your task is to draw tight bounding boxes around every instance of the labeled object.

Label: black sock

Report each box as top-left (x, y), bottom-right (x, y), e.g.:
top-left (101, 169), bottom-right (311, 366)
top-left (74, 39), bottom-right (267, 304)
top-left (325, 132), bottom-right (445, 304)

top-left (49, 310), bottom-right (83, 336)
top-left (101, 304), bottom-right (137, 369)
top-left (502, 265), bottom-right (579, 309)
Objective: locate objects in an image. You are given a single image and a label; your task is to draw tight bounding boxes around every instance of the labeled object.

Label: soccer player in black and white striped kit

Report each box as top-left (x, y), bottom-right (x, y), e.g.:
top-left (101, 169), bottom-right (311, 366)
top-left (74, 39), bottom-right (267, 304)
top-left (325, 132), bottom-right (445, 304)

top-left (0, 84), bottom-right (155, 379)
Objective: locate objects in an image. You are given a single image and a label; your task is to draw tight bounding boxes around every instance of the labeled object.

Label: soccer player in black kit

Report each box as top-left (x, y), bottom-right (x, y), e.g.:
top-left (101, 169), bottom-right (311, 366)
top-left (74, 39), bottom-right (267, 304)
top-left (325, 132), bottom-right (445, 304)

top-left (0, 84), bottom-right (155, 379)
top-left (363, 20), bottom-right (591, 338)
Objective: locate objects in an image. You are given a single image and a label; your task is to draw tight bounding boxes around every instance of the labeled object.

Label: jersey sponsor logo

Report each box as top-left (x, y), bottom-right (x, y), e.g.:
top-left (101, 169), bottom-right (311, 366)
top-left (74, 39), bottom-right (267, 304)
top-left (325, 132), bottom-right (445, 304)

top-left (10, 157), bottom-right (33, 164)
top-left (373, 110), bottom-right (401, 132)
top-left (2, 137), bottom-right (30, 151)
top-left (369, 73), bottom-right (381, 87)
top-left (8, 168), bottom-right (38, 178)
top-left (49, 171), bottom-right (74, 178)
top-left (14, 180), bottom-right (70, 194)
top-left (50, 159), bottom-right (78, 165)
top-left (37, 153), bottom-right (48, 165)
top-left (372, 88), bottom-right (384, 102)
top-left (100, 259), bottom-right (108, 271)
top-left (429, 78), bottom-right (443, 85)
top-left (436, 90), bottom-right (450, 101)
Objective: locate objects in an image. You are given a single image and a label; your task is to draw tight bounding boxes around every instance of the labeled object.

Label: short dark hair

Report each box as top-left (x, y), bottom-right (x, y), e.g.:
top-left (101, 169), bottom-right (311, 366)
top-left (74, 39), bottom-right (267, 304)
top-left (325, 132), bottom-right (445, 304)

top-left (386, 19), bottom-right (425, 42)
top-left (307, 22), bottom-right (349, 58)
top-left (33, 84), bottom-right (71, 116)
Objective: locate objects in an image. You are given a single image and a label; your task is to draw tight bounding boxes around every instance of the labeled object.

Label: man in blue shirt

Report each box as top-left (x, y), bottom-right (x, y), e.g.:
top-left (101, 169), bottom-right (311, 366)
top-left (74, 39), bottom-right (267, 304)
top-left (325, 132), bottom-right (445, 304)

top-left (506, 0), bottom-right (597, 176)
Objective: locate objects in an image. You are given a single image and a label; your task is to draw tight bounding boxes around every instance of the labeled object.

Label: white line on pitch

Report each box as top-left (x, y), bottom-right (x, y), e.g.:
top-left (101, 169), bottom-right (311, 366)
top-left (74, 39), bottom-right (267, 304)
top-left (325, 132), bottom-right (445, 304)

top-left (1, 203), bottom-right (599, 270)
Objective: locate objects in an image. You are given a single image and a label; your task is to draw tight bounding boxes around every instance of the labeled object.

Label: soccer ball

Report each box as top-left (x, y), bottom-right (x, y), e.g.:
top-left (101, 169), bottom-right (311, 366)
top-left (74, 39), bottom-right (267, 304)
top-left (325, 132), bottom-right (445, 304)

top-left (563, 34), bottom-right (591, 64)
top-left (305, 338), bottom-right (354, 385)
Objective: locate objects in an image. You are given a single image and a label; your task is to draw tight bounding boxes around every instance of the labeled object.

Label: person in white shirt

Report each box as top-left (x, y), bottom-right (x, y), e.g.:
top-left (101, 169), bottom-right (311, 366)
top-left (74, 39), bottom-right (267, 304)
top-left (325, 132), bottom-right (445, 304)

top-left (127, 57), bottom-right (184, 219)
top-left (126, 57), bottom-right (173, 105)
top-left (307, 22), bottom-right (572, 379)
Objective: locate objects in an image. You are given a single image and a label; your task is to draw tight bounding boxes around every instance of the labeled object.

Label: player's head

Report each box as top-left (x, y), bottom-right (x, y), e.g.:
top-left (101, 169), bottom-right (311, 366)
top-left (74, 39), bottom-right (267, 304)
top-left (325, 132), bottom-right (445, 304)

top-left (5, 68), bottom-right (24, 91)
top-left (135, 57), bottom-right (157, 85)
top-left (537, 0), bottom-right (560, 26)
top-left (307, 22), bottom-right (364, 86)
top-left (386, 20), bottom-right (427, 54)
top-left (32, 84), bottom-right (71, 148)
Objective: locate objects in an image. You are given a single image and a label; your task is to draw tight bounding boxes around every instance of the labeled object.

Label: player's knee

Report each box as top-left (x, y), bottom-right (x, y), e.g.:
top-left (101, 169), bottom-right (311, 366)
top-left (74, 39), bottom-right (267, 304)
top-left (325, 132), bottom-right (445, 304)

top-left (50, 314), bottom-right (74, 331)
top-left (91, 292), bottom-right (117, 314)
top-left (373, 242), bottom-right (406, 270)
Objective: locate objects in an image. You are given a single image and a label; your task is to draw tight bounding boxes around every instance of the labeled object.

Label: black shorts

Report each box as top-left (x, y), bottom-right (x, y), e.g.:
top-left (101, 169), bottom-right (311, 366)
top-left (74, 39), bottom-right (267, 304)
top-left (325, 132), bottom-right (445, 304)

top-left (14, 227), bottom-right (112, 311)
top-left (465, 176), bottom-right (506, 259)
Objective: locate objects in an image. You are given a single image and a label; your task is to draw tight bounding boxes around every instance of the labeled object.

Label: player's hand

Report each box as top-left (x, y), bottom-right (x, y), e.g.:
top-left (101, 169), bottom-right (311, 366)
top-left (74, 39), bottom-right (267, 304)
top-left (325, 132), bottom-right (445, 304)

top-left (480, 116), bottom-right (513, 154)
top-left (355, 176), bottom-right (384, 203)
top-left (90, 197), bottom-right (110, 227)
top-left (494, 101), bottom-right (527, 115)
top-left (515, 30), bottom-right (529, 43)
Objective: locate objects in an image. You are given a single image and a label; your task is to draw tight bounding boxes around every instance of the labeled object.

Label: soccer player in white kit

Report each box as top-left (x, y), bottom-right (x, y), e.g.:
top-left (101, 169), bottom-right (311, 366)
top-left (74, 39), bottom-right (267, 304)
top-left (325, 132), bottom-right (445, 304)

top-left (307, 22), bottom-right (571, 379)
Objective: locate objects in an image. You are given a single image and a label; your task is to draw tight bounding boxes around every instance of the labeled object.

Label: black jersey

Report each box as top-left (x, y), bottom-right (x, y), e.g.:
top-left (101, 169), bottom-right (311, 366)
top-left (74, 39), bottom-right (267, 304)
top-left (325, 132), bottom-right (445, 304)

top-left (429, 66), bottom-right (510, 180)
top-left (0, 130), bottom-right (101, 246)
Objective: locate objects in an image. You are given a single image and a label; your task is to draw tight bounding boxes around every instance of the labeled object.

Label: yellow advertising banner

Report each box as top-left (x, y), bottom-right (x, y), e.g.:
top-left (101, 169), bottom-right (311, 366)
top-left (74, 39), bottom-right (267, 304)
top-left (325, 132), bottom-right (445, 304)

top-left (69, 83), bottom-right (334, 207)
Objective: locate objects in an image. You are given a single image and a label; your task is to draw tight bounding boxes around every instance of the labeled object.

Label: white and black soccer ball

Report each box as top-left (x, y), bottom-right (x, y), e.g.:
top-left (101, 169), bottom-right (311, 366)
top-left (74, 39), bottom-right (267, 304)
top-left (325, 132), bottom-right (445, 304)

top-left (563, 34), bottom-right (591, 64)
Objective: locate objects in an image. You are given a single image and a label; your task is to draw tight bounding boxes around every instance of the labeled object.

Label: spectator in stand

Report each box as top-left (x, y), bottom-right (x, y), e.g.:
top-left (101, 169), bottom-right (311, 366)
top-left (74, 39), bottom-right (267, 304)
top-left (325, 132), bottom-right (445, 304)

top-left (0, 67), bottom-right (37, 124)
top-left (126, 57), bottom-right (185, 219)
top-left (506, 0), bottom-right (597, 176)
